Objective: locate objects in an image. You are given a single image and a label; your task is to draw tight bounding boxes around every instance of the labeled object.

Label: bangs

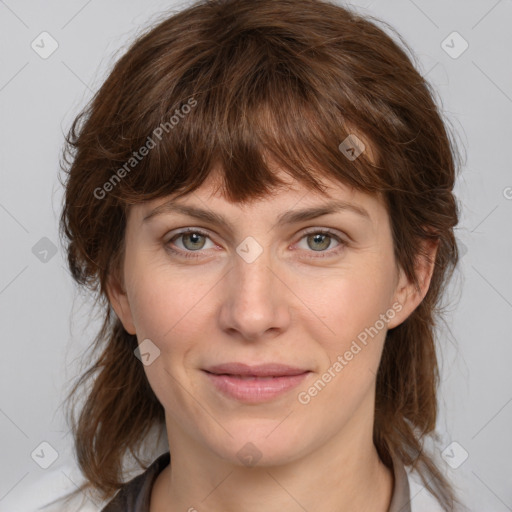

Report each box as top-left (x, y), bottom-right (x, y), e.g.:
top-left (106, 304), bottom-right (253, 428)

top-left (106, 23), bottom-right (387, 207)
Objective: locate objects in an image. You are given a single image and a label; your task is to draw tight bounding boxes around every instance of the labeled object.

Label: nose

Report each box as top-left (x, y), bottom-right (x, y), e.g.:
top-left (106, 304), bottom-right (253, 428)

top-left (217, 246), bottom-right (291, 342)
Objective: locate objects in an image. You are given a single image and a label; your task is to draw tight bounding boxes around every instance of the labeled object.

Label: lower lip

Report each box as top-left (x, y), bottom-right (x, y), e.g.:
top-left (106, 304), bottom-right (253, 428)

top-left (204, 371), bottom-right (310, 403)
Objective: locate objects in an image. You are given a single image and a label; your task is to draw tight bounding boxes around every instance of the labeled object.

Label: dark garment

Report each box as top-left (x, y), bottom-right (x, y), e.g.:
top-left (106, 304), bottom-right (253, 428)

top-left (101, 452), bottom-right (170, 512)
top-left (101, 451), bottom-right (412, 511)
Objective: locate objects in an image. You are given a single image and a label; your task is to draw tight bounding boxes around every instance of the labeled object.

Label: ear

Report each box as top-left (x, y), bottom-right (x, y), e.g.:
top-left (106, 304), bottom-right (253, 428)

top-left (106, 271), bottom-right (137, 335)
top-left (387, 238), bottom-right (439, 330)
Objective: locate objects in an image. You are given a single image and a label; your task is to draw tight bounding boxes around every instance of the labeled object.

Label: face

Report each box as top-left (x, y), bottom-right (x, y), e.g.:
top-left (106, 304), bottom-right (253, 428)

top-left (108, 168), bottom-right (433, 467)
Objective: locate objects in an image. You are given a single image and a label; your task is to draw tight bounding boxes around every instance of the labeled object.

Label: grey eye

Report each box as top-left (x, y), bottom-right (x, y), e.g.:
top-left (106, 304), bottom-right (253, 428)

top-left (306, 233), bottom-right (333, 252)
top-left (179, 232), bottom-right (207, 251)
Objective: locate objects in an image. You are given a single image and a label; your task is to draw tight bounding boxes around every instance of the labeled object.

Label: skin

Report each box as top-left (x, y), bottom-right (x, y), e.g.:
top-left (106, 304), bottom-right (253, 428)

top-left (108, 166), bottom-right (437, 512)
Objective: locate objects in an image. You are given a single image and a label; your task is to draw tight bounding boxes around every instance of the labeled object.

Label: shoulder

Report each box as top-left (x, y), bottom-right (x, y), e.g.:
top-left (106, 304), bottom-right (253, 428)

top-left (0, 450), bottom-right (169, 512)
top-left (101, 452), bottom-right (170, 512)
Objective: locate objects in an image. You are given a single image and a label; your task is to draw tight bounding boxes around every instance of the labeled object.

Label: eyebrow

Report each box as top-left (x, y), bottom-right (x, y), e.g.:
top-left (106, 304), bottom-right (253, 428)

top-left (142, 199), bottom-right (371, 227)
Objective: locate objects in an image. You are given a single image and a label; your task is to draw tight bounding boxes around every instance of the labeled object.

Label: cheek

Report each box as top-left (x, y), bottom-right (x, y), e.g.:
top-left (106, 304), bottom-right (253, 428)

top-left (301, 269), bottom-right (396, 423)
top-left (124, 263), bottom-right (216, 415)
top-left (125, 249), bottom-right (223, 361)
top-left (294, 263), bottom-right (396, 423)
top-left (128, 272), bottom-right (208, 343)
top-left (301, 257), bottom-right (397, 356)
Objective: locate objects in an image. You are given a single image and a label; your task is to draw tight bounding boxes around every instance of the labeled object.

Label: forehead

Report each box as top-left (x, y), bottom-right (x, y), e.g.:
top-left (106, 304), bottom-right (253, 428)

top-left (137, 166), bottom-right (384, 221)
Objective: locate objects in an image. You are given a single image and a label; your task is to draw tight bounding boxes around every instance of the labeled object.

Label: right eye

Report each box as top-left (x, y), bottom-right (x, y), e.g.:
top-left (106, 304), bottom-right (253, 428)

top-left (165, 228), bottom-right (217, 259)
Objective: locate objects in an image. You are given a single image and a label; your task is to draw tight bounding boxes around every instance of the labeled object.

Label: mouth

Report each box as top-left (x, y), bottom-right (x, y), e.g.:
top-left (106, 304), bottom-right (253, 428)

top-left (202, 363), bottom-right (311, 403)
top-left (204, 362), bottom-right (310, 377)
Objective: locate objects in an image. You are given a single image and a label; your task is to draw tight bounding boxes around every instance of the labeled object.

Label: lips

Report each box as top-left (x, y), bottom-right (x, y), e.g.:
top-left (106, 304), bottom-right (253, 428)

top-left (204, 362), bottom-right (309, 378)
top-left (203, 362), bottom-right (311, 403)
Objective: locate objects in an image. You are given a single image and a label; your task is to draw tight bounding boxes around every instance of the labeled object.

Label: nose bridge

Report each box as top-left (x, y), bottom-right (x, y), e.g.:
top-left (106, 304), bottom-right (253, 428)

top-left (235, 244), bottom-right (274, 300)
top-left (219, 239), bottom-right (289, 340)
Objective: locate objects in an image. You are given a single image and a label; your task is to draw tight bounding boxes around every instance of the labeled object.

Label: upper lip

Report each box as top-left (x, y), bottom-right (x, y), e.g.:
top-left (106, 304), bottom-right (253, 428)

top-left (204, 362), bottom-right (310, 377)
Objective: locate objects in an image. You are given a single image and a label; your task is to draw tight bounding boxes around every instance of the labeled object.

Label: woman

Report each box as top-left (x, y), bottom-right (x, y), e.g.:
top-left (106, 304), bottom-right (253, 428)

top-left (57, 0), bottom-right (464, 510)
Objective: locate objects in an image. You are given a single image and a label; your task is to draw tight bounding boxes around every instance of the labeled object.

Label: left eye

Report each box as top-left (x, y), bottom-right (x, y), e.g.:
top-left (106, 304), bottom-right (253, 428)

top-left (296, 231), bottom-right (343, 253)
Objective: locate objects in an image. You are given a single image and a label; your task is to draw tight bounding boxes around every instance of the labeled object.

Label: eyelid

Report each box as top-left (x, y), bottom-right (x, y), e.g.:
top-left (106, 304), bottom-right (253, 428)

top-left (299, 226), bottom-right (348, 241)
top-left (164, 226), bottom-right (348, 246)
top-left (164, 225), bottom-right (349, 259)
top-left (292, 227), bottom-right (347, 257)
top-left (165, 226), bottom-right (225, 245)
top-left (165, 227), bottom-right (218, 249)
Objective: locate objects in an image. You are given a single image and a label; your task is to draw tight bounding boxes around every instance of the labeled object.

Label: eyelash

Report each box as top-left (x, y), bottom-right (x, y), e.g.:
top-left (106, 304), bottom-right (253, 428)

top-left (165, 227), bottom-right (347, 260)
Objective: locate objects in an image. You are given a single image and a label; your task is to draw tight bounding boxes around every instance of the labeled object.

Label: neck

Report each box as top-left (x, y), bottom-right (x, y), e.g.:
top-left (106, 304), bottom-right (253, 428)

top-left (151, 413), bottom-right (394, 512)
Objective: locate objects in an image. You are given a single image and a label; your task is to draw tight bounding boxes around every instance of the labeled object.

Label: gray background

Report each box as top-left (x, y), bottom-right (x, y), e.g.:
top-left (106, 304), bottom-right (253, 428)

top-left (1, 0), bottom-right (511, 510)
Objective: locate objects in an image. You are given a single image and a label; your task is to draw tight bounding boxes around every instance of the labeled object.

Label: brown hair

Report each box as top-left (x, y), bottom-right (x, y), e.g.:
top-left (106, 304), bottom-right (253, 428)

top-left (59, 0), bottom-right (462, 508)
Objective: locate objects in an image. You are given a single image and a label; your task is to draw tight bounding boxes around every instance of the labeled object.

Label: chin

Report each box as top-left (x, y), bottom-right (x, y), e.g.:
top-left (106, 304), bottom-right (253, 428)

top-left (206, 422), bottom-right (311, 468)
